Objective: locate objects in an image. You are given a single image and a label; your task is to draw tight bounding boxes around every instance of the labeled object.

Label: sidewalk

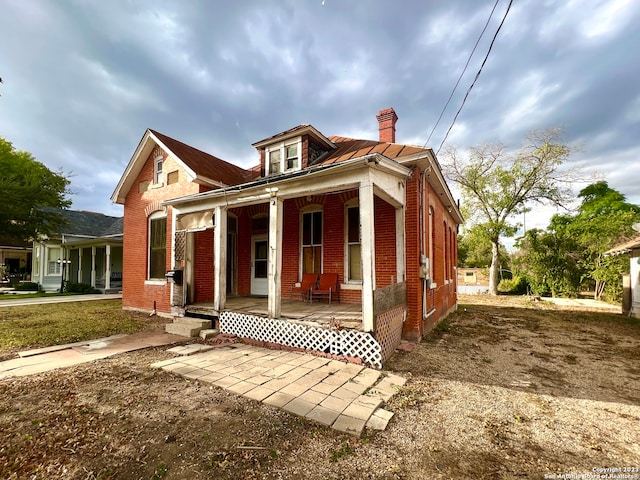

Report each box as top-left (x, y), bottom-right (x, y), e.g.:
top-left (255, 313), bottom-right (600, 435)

top-left (0, 330), bottom-right (185, 379)
top-left (0, 293), bottom-right (122, 307)
top-left (152, 343), bottom-right (407, 435)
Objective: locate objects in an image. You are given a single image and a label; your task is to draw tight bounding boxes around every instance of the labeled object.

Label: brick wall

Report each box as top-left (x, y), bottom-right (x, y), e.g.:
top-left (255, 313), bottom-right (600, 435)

top-left (122, 145), bottom-right (201, 314)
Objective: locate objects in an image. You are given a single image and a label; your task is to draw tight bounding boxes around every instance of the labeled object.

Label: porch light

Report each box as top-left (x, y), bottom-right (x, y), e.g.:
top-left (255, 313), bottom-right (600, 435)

top-left (57, 258), bottom-right (71, 293)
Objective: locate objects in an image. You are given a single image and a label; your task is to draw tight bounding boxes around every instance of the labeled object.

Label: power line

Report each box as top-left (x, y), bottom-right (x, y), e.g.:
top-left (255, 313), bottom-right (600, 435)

top-left (435, 0), bottom-right (514, 156)
top-left (423, 0), bottom-right (501, 149)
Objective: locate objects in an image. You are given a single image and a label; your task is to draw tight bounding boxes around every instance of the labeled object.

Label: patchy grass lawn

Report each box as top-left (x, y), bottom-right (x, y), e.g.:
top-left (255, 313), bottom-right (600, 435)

top-left (0, 295), bottom-right (639, 479)
top-left (0, 300), bottom-right (158, 358)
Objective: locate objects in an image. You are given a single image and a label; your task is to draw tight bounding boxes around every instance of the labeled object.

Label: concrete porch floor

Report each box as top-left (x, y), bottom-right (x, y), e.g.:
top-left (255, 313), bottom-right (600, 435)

top-left (152, 343), bottom-right (406, 435)
top-left (187, 296), bottom-right (364, 330)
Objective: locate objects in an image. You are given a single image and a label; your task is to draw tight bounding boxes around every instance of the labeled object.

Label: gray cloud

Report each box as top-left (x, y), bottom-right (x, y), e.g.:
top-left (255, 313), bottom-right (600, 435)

top-left (1, 0), bottom-right (638, 224)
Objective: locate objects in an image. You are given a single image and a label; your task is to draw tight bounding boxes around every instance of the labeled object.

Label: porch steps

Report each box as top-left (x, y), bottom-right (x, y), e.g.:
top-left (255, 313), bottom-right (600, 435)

top-left (165, 317), bottom-right (212, 337)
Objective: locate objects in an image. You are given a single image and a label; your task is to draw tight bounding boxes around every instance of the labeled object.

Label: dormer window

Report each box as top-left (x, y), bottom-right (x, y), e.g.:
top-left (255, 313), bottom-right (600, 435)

top-left (266, 139), bottom-right (301, 176)
top-left (286, 144), bottom-right (298, 170)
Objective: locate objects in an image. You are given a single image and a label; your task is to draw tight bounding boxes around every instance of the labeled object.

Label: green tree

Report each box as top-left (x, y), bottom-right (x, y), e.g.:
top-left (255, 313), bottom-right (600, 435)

top-left (0, 137), bottom-right (71, 239)
top-left (443, 128), bottom-right (577, 295)
top-left (513, 182), bottom-right (639, 302)
top-left (458, 224), bottom-right (509, 268)
top-left (513, 218), bottom-right (581, 297)
top-left (569, 181), bottom-right (640, 300)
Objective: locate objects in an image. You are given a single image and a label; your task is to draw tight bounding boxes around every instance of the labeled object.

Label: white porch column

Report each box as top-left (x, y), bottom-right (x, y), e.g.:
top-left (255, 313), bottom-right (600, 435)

top-left (105, 245), bottom-right (111, 290)
top-left (268, 196), bottom-right (283, 318)
top-left (91, 246), bottom-right (96, 288)
top-left (214, 207), bottom-right (227, 311)
top-left (396, 206), bottom-right (406, 283)
top-left (360, 181), bottom-right (376, 332)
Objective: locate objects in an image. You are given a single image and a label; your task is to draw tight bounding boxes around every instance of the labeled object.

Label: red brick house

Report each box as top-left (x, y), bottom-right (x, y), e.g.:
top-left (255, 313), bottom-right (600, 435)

top-left (111, 108), bottom-right (463, 367)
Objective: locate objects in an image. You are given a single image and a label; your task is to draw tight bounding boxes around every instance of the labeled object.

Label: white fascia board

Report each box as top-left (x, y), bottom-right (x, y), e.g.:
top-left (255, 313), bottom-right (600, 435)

top-left (111, 129), bottom-right (156, 204)
top-left (165, 154), bottom-right (411, 215)
top-left (397, 150), bottom-right (463, 224)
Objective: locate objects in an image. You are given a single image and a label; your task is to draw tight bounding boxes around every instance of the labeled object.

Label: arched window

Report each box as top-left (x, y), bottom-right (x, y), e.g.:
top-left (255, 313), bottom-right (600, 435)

top-left (148, 211), bottom-right (167, 280)
top-left (429, 206), bottom-right (435, 284)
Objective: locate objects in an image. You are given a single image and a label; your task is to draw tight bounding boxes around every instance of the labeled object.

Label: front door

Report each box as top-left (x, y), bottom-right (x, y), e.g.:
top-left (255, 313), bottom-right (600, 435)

top-left (251, 235), bottom-right (268, 296)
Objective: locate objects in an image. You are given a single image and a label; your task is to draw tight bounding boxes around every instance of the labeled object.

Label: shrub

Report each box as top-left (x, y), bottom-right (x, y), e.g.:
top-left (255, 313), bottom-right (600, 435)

top-left (498, 276), bottom-right (528, 295)
top-left (65, 282), bottom-right (99, 294)
top-left (14, 282), bottom-right (40, 291)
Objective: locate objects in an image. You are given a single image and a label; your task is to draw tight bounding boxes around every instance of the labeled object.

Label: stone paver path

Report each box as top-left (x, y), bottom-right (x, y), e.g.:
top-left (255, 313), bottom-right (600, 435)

top-left (151, 343), bottom-right (406, 435)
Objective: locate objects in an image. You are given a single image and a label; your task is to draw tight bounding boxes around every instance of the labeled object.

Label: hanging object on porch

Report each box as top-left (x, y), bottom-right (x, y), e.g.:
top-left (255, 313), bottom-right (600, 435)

top-left (219, 311), bottom-right (384, 369)
top-left (176, 211), bottom-right (214, 232)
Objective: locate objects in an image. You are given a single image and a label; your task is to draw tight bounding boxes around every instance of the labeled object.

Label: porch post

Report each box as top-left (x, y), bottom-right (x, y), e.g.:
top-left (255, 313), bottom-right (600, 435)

top-left (77, 249), bottom-right (83, 284)
top-left (91, 246), bottom-right (96, 288)
top-left (105, 244), bottom-right (111, 290)
top-left (214, 207), bottom-right (227, 311)
top-left (268, 196), bottom-right (283, 318)
top-left (360, 181), bottom-right (376, 332)
top-left (396, 206), bottom-right (406, 283)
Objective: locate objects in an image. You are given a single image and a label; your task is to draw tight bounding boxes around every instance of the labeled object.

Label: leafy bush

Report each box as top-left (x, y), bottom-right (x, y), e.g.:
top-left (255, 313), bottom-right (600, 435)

top-left (498, 276), bottom-right (528, 295)
top-left (65, 282), bottom-right (99, 294)
top-left (14, 282), bottom-right (40, 291)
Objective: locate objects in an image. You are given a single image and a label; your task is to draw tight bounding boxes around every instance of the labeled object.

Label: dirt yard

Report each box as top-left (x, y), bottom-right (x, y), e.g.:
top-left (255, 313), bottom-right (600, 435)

top-left (1, 295), bottom-right (639, 479)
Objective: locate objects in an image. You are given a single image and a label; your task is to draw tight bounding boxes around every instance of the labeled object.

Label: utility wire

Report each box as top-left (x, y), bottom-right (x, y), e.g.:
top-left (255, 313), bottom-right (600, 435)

top-left (435, 0), bottom-right (513, 156)
top-left (423, 0), bottom-right (501, 149)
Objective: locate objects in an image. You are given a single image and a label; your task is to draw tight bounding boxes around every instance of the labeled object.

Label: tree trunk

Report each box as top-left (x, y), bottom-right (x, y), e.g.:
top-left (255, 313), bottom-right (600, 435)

top-left (489, 240), bottom-right (500, 295)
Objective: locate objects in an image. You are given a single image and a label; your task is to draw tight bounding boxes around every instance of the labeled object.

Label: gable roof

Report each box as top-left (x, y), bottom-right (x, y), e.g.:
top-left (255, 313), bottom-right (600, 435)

top-left (149, 130), bottom-right (250, 187)
top-left (111, 129), bottom-right (251, 204)
top-left (57, 210), bottom-right (123, 238)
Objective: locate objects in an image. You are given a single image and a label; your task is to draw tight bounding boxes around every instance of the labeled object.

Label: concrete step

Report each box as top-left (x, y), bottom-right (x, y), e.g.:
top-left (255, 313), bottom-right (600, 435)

top-left (165, 317), bottom-right (212, 338)
top-left (165, 323), bottom-right (202, 337)
top-left (174, 317), bottom-right (212, 329)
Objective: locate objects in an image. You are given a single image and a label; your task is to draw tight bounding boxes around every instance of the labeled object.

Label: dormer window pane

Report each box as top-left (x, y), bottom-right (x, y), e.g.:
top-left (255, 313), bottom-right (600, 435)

top-left (269, 150), bottom-right (281, 174)
top-left (286, 145), bottom-right (298, 170)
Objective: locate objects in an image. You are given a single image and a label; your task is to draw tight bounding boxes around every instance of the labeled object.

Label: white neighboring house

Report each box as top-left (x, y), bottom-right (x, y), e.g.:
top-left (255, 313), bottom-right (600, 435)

top-left (606, 234), bottom-right (640, 318)
top-left (32, 210), bottom-right (123, 293)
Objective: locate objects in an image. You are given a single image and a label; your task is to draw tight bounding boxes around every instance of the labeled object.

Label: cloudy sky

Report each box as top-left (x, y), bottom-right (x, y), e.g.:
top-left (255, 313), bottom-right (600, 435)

top-left (1, 0), bottom-right (639, 236)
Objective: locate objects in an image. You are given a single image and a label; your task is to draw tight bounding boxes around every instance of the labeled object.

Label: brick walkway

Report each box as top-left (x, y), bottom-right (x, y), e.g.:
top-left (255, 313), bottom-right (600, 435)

top-left (151, 343), bottom-right (406, 435)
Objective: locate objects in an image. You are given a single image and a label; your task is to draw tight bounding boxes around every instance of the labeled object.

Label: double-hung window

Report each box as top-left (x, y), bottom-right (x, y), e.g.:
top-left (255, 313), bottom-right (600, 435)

top-left (148, 214), bottom-right (167, 279)
top-left (346, 204), bottom-right (362, 282)
top-left (267, 139), bottom-right (300, 176)
top-left (301, 210), bottom-right (322, 274)
top-left (154, 155), bottom-right (163, 184)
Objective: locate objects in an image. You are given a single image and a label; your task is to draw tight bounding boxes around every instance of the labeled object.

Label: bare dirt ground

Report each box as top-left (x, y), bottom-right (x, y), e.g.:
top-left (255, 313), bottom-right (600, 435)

top-left (1, 295), bottom-right (639, 479)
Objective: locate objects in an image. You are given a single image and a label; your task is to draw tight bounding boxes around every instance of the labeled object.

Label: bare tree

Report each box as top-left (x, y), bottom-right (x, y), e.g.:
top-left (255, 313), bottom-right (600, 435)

top-left (442, 128), bottom-right (581, 294)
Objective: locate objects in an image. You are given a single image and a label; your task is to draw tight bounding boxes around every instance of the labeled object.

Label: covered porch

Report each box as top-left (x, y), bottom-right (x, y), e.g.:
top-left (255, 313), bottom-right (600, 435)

top-left (187, 296), bottom-right (364, 330)
top-left (166, 154), bottom-right (410, 366)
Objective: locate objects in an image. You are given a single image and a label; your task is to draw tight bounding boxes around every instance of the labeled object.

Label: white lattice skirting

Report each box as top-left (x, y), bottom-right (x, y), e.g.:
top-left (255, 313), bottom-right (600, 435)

top-left (219, 311), bottom-right (384, 369)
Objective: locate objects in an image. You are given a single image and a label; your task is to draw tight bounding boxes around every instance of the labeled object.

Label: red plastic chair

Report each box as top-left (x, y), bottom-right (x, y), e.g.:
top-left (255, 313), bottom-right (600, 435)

top-left (291, 273), bottom-right (318, 302)
top-left (311, 273), bottom-right (339, 304)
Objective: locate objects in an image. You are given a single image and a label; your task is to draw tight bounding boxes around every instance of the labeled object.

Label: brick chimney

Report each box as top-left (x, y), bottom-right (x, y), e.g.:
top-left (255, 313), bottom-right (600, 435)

top-left (376, 107), bottom-right (398, 143)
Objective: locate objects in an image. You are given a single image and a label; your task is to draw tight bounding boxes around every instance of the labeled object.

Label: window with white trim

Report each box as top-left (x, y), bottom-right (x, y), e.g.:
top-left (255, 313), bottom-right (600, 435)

top-left (301, 209), bottom-right (322, 274)
top-left (47, 247), bottom-right (61, 275)
top-left (345, 202), bottom-right (362, 282)
top-left (154, 155), bottom-right (163, 184)
top-left (266, 139), bottom-right (301, 176)
top-left (148, 212), bottom-right (167, 279)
